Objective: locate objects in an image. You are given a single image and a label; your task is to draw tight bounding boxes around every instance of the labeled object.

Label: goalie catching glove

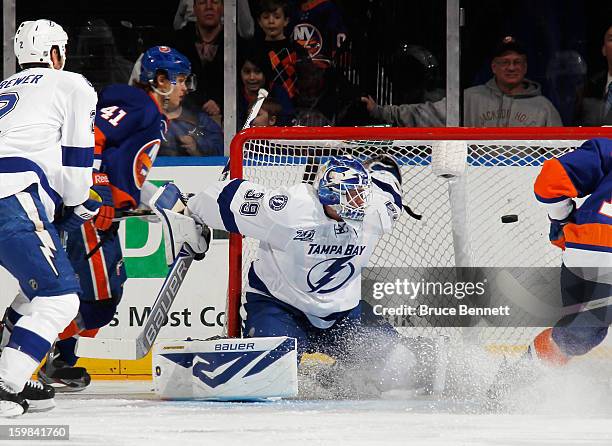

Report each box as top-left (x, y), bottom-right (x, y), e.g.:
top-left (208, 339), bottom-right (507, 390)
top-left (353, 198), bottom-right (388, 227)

top-left (150, 182), bottom-right (211, 265)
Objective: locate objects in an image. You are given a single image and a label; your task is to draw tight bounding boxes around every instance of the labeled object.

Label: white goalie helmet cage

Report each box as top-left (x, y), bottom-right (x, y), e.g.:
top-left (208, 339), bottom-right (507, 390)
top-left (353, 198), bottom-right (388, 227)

top-left (14, 19), bottom-right (68, 69)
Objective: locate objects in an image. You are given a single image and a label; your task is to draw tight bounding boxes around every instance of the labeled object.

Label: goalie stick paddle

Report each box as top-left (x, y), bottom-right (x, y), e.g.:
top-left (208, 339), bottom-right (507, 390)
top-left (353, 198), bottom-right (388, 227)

top-left (219, 88), bottom-right (268, 181)
top-left (75, 244), bottom-right (195, 360)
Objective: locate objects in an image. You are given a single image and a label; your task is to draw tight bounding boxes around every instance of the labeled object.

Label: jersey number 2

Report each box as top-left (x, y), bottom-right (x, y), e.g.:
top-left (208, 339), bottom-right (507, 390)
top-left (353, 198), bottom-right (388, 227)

top-left (99, 106), bottom-right (127, 127)
top-left (0, 92), bottom-right (19, 120)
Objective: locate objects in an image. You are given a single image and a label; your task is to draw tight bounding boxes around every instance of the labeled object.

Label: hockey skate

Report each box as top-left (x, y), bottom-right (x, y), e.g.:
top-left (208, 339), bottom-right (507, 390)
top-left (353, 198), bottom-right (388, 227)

top-left (38, 349), bottom-right (91, 392)
top-left (19, 380), bottom-right (55, 412)
top-left (0, 378), bottom-right (28, 418)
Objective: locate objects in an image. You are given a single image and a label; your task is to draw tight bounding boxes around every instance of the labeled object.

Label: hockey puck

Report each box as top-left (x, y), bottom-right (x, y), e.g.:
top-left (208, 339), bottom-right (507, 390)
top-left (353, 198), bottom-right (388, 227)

top-left (501, 214), bottom-right (518, 223)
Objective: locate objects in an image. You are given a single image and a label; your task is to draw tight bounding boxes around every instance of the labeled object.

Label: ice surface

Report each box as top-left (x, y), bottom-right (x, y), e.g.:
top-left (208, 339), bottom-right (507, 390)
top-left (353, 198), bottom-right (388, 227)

top-left (9, 377), bottom-right (612, 446)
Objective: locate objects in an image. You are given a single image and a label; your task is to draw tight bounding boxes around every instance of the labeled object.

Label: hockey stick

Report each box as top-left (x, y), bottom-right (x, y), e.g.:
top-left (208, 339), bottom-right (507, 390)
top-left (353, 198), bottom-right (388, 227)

top-left (75, 243), bottom-right (195, 359)
top-left (113, 209), bottom-right (155, 221)
top-left (219, 88), bottom-right (268, 181)
top-left (82, 209), bottom-right (156, 261)
top-left (496, 270), bottom-right (612, 319)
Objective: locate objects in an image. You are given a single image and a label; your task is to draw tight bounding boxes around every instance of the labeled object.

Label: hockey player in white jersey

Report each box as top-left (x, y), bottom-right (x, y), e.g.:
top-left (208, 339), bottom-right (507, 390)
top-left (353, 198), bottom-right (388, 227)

top-left (0, 19), bottom-right (98, 417)
top-left (162, 155), bottom-right (409, 385)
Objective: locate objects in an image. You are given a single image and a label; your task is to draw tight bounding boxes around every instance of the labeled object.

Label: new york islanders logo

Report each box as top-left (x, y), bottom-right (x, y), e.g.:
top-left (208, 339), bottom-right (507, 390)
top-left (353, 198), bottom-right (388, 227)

top-left (293, 23), bottom-right (323, 59)
top-left (307, 255), bottom-right (356, 294)
top-left (133, 139), bottom-right (160, 189)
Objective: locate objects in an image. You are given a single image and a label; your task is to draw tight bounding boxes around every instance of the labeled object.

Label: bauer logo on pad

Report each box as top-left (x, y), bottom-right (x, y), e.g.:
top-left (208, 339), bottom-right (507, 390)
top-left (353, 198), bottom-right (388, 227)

top-left (153, 337), bottom-right (298, 400)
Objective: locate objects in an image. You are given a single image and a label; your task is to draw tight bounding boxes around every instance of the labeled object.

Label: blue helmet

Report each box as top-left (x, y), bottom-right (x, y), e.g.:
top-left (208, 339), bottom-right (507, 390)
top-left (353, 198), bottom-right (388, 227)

top-left (315, 156), bottom-right (371, 221)
top-left (140, 46), bottom-right (196, 91)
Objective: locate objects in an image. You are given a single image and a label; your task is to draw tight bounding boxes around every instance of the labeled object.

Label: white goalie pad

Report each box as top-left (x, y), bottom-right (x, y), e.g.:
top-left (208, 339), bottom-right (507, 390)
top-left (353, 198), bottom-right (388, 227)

top-left (153, 337), bottom-right (298, 400)
top-left (431, 140), bottom-right (468, 178)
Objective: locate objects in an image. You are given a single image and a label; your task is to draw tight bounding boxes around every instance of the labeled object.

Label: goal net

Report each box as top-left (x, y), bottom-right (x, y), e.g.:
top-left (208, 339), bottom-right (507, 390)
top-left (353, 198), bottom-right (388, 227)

top-left (226, 127), bottom-right (612, 356)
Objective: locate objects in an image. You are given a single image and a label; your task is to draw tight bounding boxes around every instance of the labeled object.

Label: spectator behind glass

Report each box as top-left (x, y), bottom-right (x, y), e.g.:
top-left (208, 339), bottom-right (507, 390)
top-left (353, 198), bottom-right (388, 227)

top-left (579, 23), bottom-right (612, 126)
top-left (361, 36), bottom-right (562, 127)
top-left (545, 50), bottom-right (587, 126)
top-left (390, 44), bottom-right (445, 105)
top-left (159, 72), bottom-right (224, 157)
top-left (255, 0), bottom-right (310, 125)
top-left (65, 19), bottom-right (133, 92)
top-left (132, 1), bottom-right (255, 124)
top-left (290, 0), bottom-right (355, 126)
top-left (293, 59), bottom-right (333, 125)
top-left (250, 97), bottom-right (283, 126)
top-left (173, 0), bottom-right (197, 30)
top-left (291, 0), bottom-right (347, 69)
top-left (237, 46), bottom-right (272, 130)
top-left (172, 0), bottom-right (225, 121)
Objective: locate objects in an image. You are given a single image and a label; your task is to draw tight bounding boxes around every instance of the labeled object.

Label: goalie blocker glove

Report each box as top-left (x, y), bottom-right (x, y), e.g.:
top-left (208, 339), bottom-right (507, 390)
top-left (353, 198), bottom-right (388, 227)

top-left (150, 182), bottom-right (211, 265)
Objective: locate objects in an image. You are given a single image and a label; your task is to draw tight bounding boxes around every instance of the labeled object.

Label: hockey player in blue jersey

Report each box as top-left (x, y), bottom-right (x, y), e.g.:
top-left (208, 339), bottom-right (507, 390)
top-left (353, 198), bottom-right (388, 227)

top-left (529, 137), bottom-right (612, 364)
top-left (1, 46), bottom-right (195, 391)
top-left (0, 19), bottom-right (99, 417)
top-left (489, 138), bottom-right (612, 402)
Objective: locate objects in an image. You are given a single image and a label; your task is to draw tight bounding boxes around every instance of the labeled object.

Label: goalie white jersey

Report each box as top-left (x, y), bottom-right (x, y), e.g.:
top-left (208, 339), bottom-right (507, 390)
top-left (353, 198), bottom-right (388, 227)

top-left (188, 177), bottom-right (401, 324)
top-left (0, 68), bottom-right (97, 219)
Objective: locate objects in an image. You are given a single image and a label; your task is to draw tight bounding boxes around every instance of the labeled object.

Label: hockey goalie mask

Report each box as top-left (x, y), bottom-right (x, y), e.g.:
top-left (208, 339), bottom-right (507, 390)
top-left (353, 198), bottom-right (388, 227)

top-left (315, 156), bottom-right (372, 221)
top-left (140, 46), bottom-right (197, 93)
top-left (14, 20), bottom-right (68, 70)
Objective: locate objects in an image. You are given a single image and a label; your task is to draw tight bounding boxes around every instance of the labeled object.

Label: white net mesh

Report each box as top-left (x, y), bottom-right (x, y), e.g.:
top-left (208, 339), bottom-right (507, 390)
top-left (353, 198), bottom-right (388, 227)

top-left (231, 134), bottom-right (587, 353)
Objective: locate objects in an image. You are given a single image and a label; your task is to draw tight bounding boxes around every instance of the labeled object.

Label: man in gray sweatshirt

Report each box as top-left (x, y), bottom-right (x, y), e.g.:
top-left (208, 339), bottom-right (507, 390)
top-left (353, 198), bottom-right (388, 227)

top-left (361, 36), bottom-right (563, 127)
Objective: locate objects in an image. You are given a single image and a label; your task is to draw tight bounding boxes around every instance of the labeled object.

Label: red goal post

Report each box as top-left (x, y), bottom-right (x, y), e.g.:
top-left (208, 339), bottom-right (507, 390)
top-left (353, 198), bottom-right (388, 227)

top-left (226, 126), bottom-right (612, 340)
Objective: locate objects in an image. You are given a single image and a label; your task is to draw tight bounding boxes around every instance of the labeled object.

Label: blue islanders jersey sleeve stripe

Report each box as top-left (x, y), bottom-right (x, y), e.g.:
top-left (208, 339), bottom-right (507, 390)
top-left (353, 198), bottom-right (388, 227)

top-left (61, 145), bottom-right (94, 167)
